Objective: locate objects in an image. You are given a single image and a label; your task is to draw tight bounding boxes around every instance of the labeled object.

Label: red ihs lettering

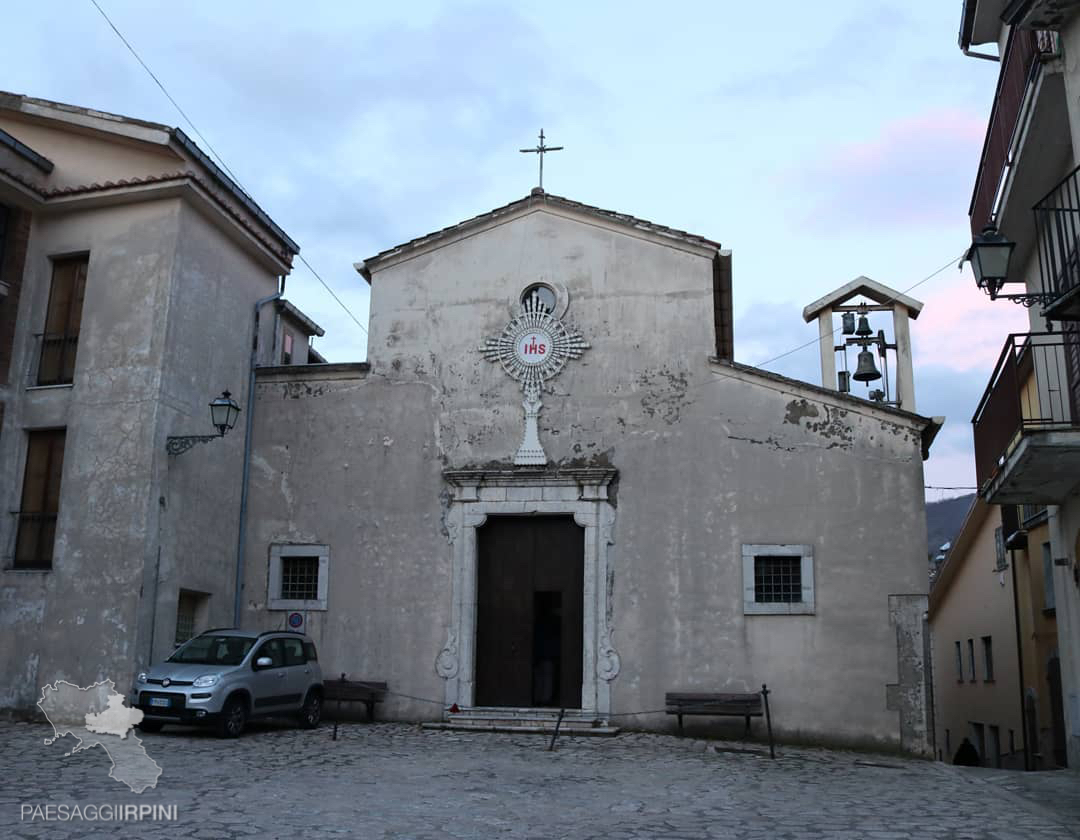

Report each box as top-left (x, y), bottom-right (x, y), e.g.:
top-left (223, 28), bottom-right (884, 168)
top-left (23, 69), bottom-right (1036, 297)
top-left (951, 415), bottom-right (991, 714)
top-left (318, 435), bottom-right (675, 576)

top-left (521, 336), bottom-right (549, 357)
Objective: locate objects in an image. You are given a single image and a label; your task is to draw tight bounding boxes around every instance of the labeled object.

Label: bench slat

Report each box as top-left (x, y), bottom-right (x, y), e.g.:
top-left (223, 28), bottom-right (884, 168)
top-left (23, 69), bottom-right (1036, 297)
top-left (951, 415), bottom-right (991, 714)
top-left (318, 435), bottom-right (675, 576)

top-left (666, 704), bottom-right (761, 714)
top-left (665, 692), bottom-right (761, 715)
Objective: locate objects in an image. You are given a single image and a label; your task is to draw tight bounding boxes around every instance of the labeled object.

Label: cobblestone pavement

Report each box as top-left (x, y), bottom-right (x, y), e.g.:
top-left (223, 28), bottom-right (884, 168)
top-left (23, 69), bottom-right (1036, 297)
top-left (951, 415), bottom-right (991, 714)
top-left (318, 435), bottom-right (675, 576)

top-left (2, 720), bottom-right (1078, 839)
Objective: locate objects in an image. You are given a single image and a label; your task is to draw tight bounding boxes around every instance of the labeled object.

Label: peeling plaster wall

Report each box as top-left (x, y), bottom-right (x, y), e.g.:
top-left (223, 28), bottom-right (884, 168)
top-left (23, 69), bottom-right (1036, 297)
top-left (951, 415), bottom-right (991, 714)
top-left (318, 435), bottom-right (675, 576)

top-left (0, 198), bottom-right (280, 710)
top-left (0, 201), bottom-right (181, 707)
top-left (143, 203), bottom-right (279, 667)
top-left (244, 207), bottom-right (931, 750)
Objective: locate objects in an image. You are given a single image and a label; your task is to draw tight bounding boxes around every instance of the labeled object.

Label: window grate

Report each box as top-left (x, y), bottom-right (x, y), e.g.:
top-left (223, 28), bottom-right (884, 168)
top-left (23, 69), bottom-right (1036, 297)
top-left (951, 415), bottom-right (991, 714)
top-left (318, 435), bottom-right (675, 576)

top-left (175, 593), bottom-right (198, 646)
top-left (754, 555), bottom-right (801, 603)
top-left (281, 556), bottom-right (319, 601)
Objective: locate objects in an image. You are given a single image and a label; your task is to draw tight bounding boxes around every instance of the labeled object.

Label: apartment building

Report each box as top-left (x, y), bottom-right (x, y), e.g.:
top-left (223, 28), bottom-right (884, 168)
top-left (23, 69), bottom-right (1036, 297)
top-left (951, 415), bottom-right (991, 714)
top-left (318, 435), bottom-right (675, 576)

top-left (0, 92), bottom-right (304, 707)
top-left (959, 0), bottom-right (1080, 767)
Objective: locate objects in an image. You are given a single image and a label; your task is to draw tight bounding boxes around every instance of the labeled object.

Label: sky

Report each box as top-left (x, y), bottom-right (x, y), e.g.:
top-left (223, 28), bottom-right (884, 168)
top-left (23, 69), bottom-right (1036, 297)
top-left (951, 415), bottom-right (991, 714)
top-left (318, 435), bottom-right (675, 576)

top-left (4, 0), bottom-right (1031, 500)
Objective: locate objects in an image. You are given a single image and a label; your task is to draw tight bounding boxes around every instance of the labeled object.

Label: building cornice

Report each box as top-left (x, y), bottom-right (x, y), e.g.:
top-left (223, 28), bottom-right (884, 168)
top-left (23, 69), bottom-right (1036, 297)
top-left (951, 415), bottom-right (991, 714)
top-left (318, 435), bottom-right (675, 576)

top-left (0, 167), bottom-right (293, 273)
top-left (254, 362), bottom-right (369, 383)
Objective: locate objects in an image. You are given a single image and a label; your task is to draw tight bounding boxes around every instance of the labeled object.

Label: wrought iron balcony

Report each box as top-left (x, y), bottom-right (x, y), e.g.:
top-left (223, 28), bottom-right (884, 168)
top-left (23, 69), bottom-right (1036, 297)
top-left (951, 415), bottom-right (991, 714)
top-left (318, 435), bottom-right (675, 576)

top-left (969, 28), bottom-right (1058, 235)
top-left (972, 332), bottom-right (1080, 503)
top-left (1035, 165), bottom-right (1080, 319)
top-left (28, 332), bottom-right (79, 387)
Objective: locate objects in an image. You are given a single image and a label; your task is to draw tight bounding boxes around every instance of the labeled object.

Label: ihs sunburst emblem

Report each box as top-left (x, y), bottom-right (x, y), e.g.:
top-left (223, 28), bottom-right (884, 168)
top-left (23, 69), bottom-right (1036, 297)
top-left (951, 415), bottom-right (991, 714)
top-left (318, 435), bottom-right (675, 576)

top-left (479, 290), bottom-right (589, 465)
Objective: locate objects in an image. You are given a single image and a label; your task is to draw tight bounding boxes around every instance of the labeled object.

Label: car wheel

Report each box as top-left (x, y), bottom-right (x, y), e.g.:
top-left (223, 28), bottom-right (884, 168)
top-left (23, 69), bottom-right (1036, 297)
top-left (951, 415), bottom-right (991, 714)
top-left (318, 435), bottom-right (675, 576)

top-left (217, 696), bottom-right (246, 738)
top-left (137, 721), bottom-right (163, 733)
top-left (298, 690), bottom-right (322, 729)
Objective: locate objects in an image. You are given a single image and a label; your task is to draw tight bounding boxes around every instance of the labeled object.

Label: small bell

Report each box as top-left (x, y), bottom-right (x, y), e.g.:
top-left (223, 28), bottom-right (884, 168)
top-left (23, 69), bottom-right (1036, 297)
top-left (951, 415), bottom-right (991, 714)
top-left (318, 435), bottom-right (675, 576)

top-left (852, 349), bottom-right (882, 382)
top-left (855, 314), bottom-right (873, 337)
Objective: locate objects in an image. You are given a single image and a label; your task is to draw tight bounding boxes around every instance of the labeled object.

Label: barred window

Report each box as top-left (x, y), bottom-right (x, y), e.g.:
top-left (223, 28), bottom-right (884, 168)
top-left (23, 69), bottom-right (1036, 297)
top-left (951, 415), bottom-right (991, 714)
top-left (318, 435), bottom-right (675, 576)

top-left (281, 556), bottom-right (319, 601)
top-left (175, 593), bottom-right (197, 646)
top-left (742, 544), bottom-right (814, 615)
top-left (269, 544), bottom-right (329, 610)
top-left (754, 555), bottom-right (801, 603)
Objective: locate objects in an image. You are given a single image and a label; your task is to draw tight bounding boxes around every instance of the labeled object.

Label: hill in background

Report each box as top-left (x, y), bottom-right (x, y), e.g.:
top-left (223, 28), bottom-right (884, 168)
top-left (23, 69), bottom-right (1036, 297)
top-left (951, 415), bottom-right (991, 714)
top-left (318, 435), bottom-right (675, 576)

top-left (926, 493), bottom-right (975, 558)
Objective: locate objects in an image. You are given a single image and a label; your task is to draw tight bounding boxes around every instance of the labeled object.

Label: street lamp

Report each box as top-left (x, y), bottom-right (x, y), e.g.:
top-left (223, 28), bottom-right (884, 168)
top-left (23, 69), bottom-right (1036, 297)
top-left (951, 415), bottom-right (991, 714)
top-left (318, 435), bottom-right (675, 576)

top-left (209, 390), bottom-right (241, 436)
top-left (968, 225), bottom-right (1016, 297)
top-left (166, 390), bottom-right (242, 456)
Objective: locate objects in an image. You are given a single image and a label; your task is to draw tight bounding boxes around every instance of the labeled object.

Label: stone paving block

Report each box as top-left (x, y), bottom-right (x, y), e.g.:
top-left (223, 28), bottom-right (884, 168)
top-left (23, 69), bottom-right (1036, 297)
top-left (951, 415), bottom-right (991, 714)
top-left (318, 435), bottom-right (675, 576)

top-left (1, 721), bottom-right (1078, 838)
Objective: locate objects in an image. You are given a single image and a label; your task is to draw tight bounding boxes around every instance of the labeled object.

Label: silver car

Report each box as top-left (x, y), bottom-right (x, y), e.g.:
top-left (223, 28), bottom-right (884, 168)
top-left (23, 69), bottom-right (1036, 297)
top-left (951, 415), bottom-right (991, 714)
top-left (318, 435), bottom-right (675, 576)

top-left (130, 629), bottom-right (323, 738)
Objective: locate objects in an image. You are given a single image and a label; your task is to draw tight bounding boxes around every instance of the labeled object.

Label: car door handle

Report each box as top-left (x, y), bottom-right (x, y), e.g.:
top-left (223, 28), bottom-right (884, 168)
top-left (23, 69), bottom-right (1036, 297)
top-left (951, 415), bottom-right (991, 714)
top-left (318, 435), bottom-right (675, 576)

top-left (277, 672), bottom-right (286, 679)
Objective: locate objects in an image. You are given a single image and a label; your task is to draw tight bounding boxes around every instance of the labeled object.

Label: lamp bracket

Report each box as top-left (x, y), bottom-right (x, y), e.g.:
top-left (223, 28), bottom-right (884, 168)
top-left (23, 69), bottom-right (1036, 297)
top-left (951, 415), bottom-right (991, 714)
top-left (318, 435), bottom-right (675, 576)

top-left (166, 434), bottom-right (222, 457)
top-left (986, 289), bottom-right (1056, 308)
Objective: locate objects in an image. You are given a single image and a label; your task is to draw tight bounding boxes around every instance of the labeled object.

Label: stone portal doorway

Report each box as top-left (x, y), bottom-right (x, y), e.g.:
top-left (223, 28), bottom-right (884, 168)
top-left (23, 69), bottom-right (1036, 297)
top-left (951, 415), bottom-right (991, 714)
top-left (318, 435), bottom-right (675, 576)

top-left (475, 515), bottom-right (584, 709)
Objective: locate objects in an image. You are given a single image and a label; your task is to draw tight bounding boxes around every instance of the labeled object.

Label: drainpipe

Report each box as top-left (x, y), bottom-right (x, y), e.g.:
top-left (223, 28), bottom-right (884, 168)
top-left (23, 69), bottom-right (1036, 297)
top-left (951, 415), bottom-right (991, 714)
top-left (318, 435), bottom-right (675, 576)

top-left (233, 289), bottom-right (282, 626)
top-left (962, 47), bottom-right (1000, 62)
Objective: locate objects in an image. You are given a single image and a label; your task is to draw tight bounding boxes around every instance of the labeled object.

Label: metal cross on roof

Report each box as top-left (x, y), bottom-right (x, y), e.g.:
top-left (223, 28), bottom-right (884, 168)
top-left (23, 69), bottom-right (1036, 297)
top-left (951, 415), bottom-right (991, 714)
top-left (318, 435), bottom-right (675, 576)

top-left (519, 129), bottom-right (563, 191)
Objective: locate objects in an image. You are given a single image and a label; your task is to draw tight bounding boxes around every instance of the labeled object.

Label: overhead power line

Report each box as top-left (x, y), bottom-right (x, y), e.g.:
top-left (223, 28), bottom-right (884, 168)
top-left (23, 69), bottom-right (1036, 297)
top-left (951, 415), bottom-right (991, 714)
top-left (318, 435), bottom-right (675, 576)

top-left (89, 0), bottom-right (368, 336)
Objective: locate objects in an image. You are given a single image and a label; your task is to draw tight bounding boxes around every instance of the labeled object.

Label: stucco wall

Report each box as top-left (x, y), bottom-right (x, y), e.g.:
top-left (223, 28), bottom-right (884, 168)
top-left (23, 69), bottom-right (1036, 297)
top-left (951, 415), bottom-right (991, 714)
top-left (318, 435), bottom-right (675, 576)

top-left (141, 202), bottom-right (279, 667)
top-left (1048, 501), bottom-right (1080, 766)
top-left (0, 200), bottom-right (181, 707)
top-left (0, 195), bottom-right (281, 709)
top-left (244, 207), bottom-right (931, 751)
top-left (0, 115), bottom-right (180, 190)
top-left (1014, 519), bottom-right (1063, 764)
top-left (930, 507), bottom-right (1024, 767)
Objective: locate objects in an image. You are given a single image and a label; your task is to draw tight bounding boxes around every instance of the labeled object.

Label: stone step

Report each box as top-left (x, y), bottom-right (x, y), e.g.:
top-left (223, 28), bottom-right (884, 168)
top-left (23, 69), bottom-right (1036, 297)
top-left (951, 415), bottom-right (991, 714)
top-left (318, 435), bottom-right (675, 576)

top-left (449, 707), bottom-right (602, 722)
top-left (422, 719), bottom-right (620, 736)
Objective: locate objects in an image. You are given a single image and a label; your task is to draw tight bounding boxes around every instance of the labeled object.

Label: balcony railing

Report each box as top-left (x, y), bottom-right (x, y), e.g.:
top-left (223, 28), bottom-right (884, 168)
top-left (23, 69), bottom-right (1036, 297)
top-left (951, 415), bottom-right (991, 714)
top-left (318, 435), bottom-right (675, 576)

top-left (28, 332), bottom-right (78, 386)
top-left (10, 511), bottom-right (57, 569)
top-left (970, 28), bottom-right (1058, 234)
top-left (1035, 164), bottom-right (1080, 318)
top-left (973, 332), bottom-right (1080, 489)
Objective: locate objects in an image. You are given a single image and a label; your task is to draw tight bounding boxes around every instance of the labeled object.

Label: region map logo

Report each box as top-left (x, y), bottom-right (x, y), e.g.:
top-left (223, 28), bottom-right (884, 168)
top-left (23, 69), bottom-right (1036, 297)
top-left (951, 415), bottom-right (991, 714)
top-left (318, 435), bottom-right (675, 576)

top-left (37, 679), bottom-right (162, 793)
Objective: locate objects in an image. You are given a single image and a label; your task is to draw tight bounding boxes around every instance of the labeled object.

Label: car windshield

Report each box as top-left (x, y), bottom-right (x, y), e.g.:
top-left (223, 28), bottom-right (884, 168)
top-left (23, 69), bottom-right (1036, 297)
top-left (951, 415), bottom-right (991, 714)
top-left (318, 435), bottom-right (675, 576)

top-left (167, 635), bottom-right (254, 666)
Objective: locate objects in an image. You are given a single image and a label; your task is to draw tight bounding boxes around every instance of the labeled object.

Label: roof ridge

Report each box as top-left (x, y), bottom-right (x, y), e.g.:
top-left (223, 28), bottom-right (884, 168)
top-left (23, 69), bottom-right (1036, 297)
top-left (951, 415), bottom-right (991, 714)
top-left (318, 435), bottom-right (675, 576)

top-left (361, 191), bottom-right (720, 271)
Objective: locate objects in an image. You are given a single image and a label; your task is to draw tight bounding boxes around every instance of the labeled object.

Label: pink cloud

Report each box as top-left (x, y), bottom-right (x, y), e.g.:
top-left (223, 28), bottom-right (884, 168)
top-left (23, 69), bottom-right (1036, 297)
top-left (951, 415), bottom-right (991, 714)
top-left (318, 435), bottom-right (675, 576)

top-left (911, 266), bottom-right (1030, 373)
top-left (794, 107), bottom-right (987, 229)
top-left (836, 108), bottom-right (985, 171)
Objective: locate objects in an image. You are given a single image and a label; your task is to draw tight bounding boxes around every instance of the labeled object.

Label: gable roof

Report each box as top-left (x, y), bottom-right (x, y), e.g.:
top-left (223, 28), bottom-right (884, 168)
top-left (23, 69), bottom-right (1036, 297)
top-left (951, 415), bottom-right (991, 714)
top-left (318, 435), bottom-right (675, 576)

top-left (0, 125), bottom-right (52, 173)
top-left (0, 91), bottom-right (298, 263)
top-left (356, 188), bottom-right (721, 281)
top-left (277, 299), bottom-right (325, 337)
top-left (802, 275), bottom-right (924, 323)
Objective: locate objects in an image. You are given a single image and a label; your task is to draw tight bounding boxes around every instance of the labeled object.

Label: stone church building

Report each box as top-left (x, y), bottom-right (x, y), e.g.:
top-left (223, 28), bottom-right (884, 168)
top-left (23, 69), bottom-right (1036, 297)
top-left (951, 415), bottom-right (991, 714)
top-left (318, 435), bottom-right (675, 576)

top-left (0, 93), bottom-right (937, 754)
top-left (242, 190), bottom-right (937, 753)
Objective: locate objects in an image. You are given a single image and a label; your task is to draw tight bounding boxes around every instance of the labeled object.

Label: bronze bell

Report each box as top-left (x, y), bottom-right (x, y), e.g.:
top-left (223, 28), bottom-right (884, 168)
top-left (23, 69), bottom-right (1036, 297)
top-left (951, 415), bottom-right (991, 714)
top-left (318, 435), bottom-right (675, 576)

top-left (855, 314), bottom-right (873, 337)
top-left (852, 349), bottom-right (882, 382)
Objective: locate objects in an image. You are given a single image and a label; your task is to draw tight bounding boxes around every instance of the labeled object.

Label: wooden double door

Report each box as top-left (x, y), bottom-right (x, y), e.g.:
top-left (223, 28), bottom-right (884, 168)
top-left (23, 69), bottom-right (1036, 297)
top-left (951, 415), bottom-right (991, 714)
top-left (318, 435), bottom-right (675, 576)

top-left (475, 516), bottom-right (584, 709)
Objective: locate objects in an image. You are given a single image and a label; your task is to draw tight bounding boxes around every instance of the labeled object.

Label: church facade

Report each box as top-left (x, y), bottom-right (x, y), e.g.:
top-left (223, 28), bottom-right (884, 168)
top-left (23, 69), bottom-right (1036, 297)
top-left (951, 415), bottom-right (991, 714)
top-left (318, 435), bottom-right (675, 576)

top-left (242, 190), bottom-right (938, 753)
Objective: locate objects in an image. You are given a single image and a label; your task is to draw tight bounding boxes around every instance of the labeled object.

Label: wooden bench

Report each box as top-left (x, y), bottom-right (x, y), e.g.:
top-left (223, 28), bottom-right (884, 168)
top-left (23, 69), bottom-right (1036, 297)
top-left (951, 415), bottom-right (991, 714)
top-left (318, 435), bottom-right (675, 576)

top-left (323, 674), bottom-right (388, 740)
top-left (665, 684), bottom-right (775, 758)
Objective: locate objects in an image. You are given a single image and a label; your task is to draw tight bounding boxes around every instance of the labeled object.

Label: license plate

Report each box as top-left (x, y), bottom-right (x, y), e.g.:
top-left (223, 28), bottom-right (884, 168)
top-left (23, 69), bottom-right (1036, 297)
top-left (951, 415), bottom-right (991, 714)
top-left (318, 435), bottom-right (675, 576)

top-left (148, 698), bottom-right (171, 707)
